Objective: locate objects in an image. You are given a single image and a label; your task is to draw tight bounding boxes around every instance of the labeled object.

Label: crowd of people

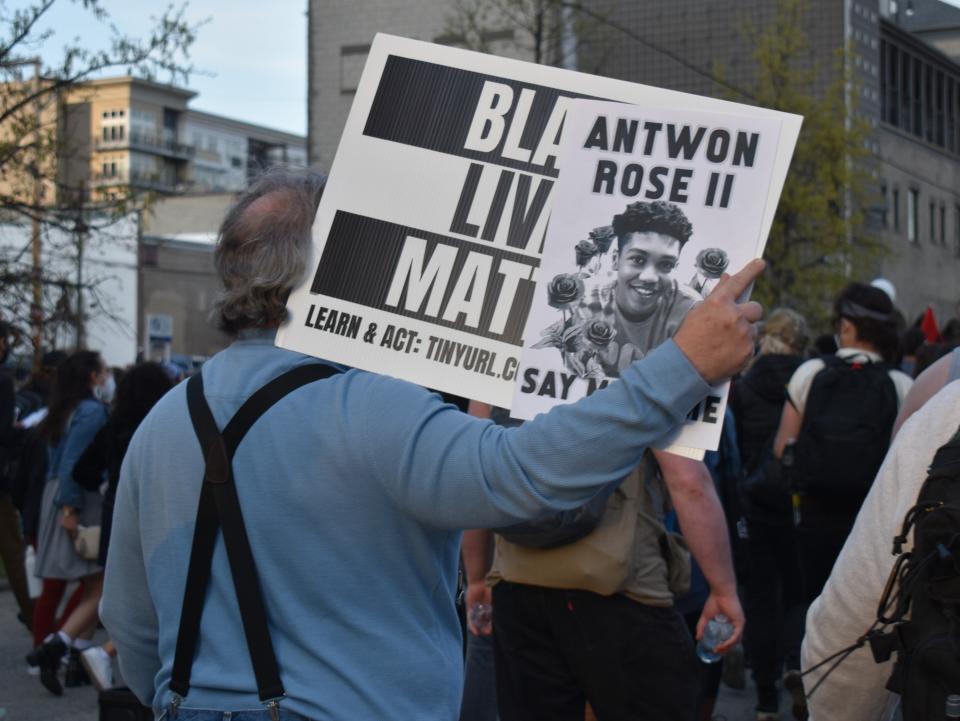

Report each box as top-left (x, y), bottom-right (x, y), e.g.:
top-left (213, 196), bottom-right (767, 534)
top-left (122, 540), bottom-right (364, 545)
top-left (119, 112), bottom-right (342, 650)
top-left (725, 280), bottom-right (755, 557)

top-left (0, 169), bottom-right (958, 721)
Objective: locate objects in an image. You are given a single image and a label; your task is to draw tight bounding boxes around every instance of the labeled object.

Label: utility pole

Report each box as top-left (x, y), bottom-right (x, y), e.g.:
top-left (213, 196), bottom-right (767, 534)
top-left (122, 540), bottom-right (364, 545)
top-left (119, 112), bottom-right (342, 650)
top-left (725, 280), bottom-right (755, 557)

top-left (15, 56), bottom-right (45, 367)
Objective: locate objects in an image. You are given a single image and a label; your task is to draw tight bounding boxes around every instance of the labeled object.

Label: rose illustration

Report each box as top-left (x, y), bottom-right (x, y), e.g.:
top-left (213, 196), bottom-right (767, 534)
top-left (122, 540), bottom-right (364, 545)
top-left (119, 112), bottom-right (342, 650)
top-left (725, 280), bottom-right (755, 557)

top-left (547, 273), bottom-right (585, 311)
top-left (695, 248), bottom-right (729, 279)
top-left (588, 226), bottom-right (616, 254)
top-left (575, 239), bottom-right (598, 268)
top-left (583, 319), bottom-right (616, 349)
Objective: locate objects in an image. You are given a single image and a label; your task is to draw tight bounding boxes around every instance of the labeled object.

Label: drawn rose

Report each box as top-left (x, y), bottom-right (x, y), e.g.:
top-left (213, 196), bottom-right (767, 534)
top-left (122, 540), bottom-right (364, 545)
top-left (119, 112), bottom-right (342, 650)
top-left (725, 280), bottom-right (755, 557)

top-left (695, 248), bottom-right (729, 279)
top-left (583, 319), bottom-right (616, 349)
top-left (547, 273), bottom-right (585, 311)
top-left (588, 226), bottom-right (616, 254)
top-left (575, 239), bottom-right (598, 268)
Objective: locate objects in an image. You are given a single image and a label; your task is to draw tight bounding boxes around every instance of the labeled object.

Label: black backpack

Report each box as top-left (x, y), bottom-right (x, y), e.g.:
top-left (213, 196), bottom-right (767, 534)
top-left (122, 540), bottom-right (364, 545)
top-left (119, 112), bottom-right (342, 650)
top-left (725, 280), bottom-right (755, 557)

top-left (793, 355), bottom-right (899, 506)
top-left (869, 423), bottom-right (960, 719)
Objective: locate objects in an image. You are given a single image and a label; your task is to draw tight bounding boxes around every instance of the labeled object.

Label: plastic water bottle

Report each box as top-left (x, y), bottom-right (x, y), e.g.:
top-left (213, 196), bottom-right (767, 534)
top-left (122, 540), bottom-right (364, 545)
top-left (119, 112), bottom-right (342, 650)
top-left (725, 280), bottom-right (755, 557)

top-left (696, 614), bottom-right (734, 664)
top-left (468, 603), bottom-right (493, 635)
top-left (946, 694), bottom-right (960, 719)
top-left (24, 545), bottom-right (42, 600)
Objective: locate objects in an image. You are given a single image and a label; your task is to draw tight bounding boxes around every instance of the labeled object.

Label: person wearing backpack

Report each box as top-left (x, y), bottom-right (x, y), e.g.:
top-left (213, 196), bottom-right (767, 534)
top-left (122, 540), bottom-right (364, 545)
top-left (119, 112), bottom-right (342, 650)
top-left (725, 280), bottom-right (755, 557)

top-left (729, 308), bottom-right (809, 721)
top-left (773, 283), bottom-right (912, 719)
top-left (801, 378), bottom-right (960, 721)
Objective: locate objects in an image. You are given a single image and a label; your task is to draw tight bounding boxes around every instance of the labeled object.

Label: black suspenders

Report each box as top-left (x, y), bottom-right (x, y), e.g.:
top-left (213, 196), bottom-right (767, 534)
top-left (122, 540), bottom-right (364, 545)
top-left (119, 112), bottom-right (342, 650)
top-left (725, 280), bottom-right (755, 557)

top-left (168, 363), bottom-right (340, 718)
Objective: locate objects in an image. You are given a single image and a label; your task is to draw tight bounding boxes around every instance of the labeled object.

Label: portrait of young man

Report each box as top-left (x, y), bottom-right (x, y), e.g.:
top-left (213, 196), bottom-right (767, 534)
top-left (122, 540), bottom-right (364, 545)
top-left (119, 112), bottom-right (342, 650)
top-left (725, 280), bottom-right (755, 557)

top-left (574, 200), bottom-right (702, 378)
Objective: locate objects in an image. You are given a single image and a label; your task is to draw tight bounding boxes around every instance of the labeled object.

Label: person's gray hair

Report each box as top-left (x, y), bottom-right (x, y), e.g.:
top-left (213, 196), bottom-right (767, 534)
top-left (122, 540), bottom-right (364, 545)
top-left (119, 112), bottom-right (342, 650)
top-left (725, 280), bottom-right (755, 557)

top-left (213, 169), bottom-right (325, 334)
top-left (758, 307), bottom-right (809, 357)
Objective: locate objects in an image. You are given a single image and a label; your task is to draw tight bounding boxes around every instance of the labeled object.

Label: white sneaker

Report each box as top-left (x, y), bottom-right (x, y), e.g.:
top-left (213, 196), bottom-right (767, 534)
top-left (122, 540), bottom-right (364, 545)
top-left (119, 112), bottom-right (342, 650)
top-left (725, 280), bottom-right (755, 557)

top-left (79, 646), bottom-right (113, 692)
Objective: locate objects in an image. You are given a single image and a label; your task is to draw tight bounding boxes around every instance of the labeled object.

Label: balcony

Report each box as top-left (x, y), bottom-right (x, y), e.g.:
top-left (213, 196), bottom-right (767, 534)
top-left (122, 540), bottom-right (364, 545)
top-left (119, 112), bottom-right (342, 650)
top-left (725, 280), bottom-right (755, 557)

top-left (92, 169), bottom-right (192, 194)
top-left (95, 130), bottom-right (194, 160)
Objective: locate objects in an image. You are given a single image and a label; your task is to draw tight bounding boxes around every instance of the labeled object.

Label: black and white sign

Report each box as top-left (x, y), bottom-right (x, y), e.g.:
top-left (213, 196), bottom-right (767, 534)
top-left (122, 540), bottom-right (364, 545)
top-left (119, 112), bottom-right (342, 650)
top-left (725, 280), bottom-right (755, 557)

top-left (277, 34), bottom-right (801, 410)
top-left (511, 100), bottom-right (786, 453)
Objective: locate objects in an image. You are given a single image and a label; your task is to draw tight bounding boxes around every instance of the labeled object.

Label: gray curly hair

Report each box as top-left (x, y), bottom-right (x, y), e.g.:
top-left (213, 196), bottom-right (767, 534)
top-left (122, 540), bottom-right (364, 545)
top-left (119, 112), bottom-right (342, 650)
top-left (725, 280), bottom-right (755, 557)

top-left (213, 169), bottom-right (325, 334)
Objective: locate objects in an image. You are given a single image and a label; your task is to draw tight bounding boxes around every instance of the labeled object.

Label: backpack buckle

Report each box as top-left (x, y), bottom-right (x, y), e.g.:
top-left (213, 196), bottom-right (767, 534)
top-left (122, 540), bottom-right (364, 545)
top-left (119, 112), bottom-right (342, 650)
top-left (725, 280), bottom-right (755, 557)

top-left (868, 629), bottom-right (900, 663)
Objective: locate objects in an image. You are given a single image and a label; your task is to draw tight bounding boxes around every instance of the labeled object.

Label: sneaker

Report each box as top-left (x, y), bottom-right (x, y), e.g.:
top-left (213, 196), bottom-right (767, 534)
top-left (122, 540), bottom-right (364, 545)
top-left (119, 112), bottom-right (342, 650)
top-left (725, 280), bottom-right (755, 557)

top-left (64, 648), bottom-right (91, 687)
top-left (721, 643), bottom-right (746, 690)
top-left (80, 647), bottom-right (113, 692)
top-left (783, 669), bottom-right (809, 721)
top-left (755, 683), bottom-right (779, 721)
top-left (37, 636), bottom-right (67, 696)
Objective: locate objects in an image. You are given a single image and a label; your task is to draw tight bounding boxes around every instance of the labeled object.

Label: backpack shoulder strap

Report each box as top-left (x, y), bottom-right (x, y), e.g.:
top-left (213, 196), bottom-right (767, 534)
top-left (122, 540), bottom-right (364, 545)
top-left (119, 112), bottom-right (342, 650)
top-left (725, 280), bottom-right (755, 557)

top-left (170, 363), bottom-right (340, 708)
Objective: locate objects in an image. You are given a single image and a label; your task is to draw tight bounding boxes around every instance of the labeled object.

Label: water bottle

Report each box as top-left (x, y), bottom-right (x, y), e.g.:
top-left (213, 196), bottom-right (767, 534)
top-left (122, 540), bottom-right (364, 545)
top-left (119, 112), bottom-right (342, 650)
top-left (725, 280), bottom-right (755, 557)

top-left (696, 614), bottom-right (733, 664)
top-left (946, 693), bottom-right (960, 719)
top-left (468, 603), bottom-right (493, 635)
top-left (24, 545), bottom-right (42, 600)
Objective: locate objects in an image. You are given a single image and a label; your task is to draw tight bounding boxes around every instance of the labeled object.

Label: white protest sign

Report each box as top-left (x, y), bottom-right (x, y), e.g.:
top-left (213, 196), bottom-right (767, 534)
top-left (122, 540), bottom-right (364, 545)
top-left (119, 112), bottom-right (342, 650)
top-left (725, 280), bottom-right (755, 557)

top-left (511, 99), bottom-right (787, 452)
top-left (277, 34), bottom-right (801, 410)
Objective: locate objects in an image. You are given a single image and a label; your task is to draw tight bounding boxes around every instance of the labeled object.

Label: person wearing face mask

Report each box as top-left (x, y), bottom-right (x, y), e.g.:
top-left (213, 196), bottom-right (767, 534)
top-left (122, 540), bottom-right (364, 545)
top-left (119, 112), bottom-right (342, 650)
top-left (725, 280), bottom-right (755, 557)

top-left (28, 350), bottom-right (109, 695)
top-left (573, 201), bottom-right (701, 377)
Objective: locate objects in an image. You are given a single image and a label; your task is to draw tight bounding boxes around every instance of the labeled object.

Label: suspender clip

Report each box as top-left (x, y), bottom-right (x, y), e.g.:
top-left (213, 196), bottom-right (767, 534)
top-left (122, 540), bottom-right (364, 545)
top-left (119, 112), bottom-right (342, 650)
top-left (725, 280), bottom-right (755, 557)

top-left (265, 697), bottom-right (282, 721)
top-left (168, 693), bottom-right (182, 719)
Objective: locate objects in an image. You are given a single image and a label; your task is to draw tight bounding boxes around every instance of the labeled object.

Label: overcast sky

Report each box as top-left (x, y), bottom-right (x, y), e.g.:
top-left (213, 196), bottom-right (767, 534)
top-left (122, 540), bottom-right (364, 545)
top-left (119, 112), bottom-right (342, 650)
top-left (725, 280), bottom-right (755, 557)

top-left (19, 0), bottom-right (307, 136)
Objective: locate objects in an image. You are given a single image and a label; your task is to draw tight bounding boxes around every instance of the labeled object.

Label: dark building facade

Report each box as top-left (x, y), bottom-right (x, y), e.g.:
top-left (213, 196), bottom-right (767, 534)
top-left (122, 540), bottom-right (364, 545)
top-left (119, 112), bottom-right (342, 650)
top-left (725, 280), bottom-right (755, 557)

top-left (574, 0), bottom-right (958, 323)
top-left (306, 0), bottom-right (960, 324)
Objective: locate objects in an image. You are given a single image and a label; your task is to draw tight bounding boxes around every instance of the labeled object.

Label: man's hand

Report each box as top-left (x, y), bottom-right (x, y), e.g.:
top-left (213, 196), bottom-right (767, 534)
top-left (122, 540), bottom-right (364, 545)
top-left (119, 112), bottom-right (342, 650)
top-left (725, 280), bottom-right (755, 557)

top-left (696, 589), bottom-right (745, 654)
top-left (465, 582), bottom-right (493, 636)
top-left (674, 259), bottom-right (765, 384)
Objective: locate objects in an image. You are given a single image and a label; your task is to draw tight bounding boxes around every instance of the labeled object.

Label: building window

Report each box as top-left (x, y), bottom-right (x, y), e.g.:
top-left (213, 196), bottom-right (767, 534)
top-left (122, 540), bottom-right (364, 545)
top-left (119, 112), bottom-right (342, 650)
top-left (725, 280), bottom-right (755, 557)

top-left (955, 204), bottom-right (960, 256)
top-left (908, 188), bottom-right (918, 242)
top-left (893, 188), bottom-right (900, 231)
top-left (930, 200), bottom-right (936, 242)
top-left (941, 204), bottom-right (947, 245)
top-left (880, 182), bottom-right (888, 227)
top-left (340, 44), bottom-right (371, 95)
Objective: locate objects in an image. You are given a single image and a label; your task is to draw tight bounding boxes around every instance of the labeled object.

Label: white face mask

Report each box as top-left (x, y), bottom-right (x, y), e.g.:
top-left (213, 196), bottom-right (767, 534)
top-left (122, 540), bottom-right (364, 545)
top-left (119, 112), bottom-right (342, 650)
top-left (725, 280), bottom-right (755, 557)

top-left (96, 373), bottom-right (116, 404)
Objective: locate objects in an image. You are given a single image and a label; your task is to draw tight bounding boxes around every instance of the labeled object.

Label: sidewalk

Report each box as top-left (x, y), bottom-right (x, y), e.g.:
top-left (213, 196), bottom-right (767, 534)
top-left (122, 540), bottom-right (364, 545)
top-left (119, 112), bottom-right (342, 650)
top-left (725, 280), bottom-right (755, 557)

top-left (0, 583), bottom-right (99, 721)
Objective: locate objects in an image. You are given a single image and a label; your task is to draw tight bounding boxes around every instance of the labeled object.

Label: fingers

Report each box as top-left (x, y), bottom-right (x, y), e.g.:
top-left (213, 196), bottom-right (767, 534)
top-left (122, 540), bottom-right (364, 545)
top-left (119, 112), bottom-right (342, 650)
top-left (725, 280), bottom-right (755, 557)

top-left (740, 300), bottom-right (763, 324)
top-left (713, 259), bottom-right (765, 301)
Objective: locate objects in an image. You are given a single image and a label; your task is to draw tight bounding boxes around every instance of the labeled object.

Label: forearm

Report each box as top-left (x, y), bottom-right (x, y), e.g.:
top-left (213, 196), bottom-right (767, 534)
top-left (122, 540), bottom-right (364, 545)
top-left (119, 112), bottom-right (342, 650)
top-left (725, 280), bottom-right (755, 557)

top-left (364, 340), bottom-right (713, 530)
top-left (661, 454), bottom-right (736, 595)
top-left (461, 529), bottom-right (494, 584)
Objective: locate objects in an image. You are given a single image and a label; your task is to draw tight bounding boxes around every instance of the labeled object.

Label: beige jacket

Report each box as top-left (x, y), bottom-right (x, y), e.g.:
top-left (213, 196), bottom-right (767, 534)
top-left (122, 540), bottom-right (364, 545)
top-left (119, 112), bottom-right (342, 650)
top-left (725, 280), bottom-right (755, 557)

top-left (802, 380), bottom-right (960, 721)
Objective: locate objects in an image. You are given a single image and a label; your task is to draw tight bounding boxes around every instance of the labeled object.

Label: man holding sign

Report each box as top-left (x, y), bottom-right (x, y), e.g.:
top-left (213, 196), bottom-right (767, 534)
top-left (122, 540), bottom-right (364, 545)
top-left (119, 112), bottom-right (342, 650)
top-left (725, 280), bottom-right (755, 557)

top-left (102, 170), bottom-right (763, 721)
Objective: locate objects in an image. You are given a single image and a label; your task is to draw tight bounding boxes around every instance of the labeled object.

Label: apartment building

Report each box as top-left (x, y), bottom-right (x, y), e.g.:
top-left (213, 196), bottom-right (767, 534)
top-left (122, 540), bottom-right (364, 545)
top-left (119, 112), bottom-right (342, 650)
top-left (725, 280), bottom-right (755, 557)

top-left (59, 75), bottom-right (306, 200)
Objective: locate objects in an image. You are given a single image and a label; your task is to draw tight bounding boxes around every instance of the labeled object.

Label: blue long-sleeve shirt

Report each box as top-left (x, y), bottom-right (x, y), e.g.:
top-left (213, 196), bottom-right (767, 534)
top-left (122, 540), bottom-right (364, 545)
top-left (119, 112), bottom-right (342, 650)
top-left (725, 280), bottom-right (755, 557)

top-left (101, 334), bottom-right (711, 720)
top-left (50, 398), bottom-right (107, 509)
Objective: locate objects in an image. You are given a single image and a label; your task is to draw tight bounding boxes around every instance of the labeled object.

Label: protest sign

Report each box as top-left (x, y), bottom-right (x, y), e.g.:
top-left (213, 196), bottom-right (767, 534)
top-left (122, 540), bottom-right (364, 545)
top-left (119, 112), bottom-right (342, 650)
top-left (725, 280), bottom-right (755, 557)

top-left (277, 33), bottom-right (801, 411)
top-left (510, 99), bottom-right (786, 453)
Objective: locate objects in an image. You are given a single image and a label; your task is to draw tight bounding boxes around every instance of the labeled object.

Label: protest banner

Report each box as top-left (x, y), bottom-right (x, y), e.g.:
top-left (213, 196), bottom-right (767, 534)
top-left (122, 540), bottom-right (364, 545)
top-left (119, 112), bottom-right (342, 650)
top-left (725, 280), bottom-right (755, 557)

top-left (510, 99), bottom-right (786, 453)
top-left (277, 33), bottom-right (802, 413)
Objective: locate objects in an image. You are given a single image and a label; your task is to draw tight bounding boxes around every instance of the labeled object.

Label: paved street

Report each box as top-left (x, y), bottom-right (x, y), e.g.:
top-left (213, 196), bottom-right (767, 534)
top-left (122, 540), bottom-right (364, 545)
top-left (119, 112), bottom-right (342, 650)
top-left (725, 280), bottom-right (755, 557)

top-left (0, 581), bottom-right (792, 721)
top-left (0, 583), bottom-right (101, 721)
